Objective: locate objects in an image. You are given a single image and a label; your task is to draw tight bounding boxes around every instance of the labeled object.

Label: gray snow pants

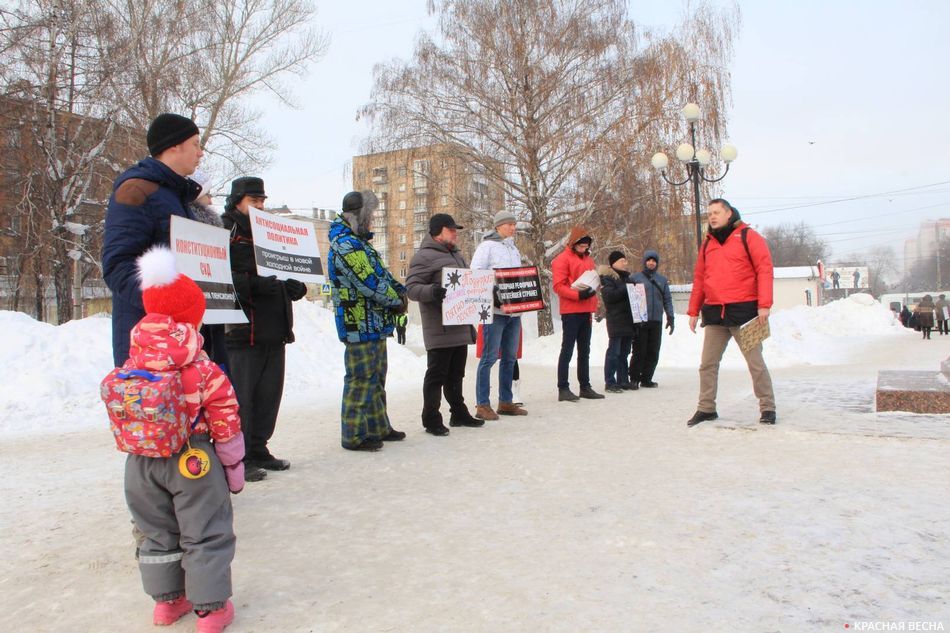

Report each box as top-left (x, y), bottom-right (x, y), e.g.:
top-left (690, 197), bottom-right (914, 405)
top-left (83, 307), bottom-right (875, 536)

top-left (124, 435), bottom-right (235, 608)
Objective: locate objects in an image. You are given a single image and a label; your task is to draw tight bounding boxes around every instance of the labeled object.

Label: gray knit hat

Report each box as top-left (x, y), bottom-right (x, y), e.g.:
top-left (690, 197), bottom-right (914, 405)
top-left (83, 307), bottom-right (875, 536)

top-left (493, 210), bottom-right (517, 228)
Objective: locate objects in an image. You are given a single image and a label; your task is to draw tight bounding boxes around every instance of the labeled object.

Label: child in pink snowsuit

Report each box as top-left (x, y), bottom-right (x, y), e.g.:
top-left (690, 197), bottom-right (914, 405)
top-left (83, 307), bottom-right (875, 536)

top-left (115, 247), bottom-right (244, 632)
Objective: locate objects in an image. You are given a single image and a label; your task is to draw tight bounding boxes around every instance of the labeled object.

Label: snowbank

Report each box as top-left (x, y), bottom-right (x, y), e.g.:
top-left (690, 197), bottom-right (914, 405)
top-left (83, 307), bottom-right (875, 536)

top-left (525, 293), bottom-right (914, 370)
top-left (0, 302), bottom-right (427, 437)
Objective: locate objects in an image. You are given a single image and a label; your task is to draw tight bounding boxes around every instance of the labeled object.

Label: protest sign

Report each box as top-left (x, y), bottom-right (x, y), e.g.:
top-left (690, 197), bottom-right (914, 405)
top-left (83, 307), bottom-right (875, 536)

top-left (495, 266), bottom-right (544, 314)
top-left (170, 216), bottom-right (247, 325)
top-left (628, 282), bottom-right (648, 323)
top-left (248, 208), bottom-right (324, 283)
top-left (441, 267), bottom-right (495, 326)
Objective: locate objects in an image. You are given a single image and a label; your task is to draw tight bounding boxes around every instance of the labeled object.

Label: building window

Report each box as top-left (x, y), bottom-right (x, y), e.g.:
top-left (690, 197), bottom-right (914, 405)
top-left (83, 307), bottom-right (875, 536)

top-left (8, 129), bottom-right (20, 148)
top-left (399, 251), bottom-right (406, 262)
top-left (398, 217), bottom-right (406, 228)
top-left (0, 256), bottom-right (8, 275)
top-left (399, 234), bottom-right (407, 245)
top-left (378, 192), bottom-right (388, 210)
top-left (413, 159), bottom-right (429, 189)
top-left (398, 183), bottom-right (406, 192)
top-left (398, 166), bottom-right (407, 178)
top-left (400, 266), bottom-right (407, 277)
top-left (441, 195), bottom-right (448, 207)
top-left (372, 166), bottom-right (388, 184)
top-left (399, 200), bottom-right (406, 210)
top-left (414, 195), bottom-right (427, 212)
top-left (357, 171), bottom-right (365, 182)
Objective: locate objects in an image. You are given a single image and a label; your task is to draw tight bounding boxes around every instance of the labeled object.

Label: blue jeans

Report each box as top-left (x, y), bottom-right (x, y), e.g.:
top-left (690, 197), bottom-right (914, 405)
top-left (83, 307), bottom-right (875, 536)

top-left (604, 336), bottom-right (633, 386)
top-left (476, 315), bottom-right (521, 405)
top-left (558, 313), bottom-right (592, 390)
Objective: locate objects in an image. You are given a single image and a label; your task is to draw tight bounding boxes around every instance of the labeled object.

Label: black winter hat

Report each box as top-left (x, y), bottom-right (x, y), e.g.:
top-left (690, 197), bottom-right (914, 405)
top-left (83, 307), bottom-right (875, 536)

top-left (608, 251), bottom-right (626, 266)
top-left (147, 113), bottom-right (199, 157)
top-left (342, 191), bottom-right (364, 212)
top-left (429, 213), bottom-right (463, 235)
top-left (229, 177), bottom-right (267, 199)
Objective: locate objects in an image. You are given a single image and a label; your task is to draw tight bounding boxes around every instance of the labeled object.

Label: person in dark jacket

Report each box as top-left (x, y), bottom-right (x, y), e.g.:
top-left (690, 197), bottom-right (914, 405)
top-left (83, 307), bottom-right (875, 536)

top-left (405, 214), bottom-right (483, 436)
top-left (222, 177), bottom-right (307, 481)
top-left (686, 198), bottom-right (776, 427)
top-left (915, 295), bottom-right (936, 339)
top-left (395, 313), bottom-right (408, 344)
top-left (900, 304), bottom-right (912, 328)
top-left (629, 250), bottom-right (675, 388)
top-left (102, 113), bottom-right (203, 367)
top-left (598, 251), bottom-right (637, 393)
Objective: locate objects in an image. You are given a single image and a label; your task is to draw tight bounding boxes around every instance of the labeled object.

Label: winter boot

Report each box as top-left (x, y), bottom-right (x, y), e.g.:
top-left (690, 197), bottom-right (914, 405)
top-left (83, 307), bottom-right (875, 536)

top-left (382, 428), bottom-right (407, 441)
top-left (243, 465), bottom-right (267, 482)
top-left (686, 410), bottom-right (718, 427)
top-left (195, 601), bottom-right (234, 633)
top-left (578, 386), bottom-right (605, 399)
top-left (344, 438), bottom-right (384, 451)
top-left (474, 405), bottom-right (499, 420)
top-left (511, 380), bottom-right (524, 406)
top-left (425, 424), bottom-right (450, 436)
top-left (605, 384), bottom-right (624, 394)
top-left (621, 382), bottom-right (639, 391)
top-left (558, 388), bottom-right (580, 402)
top-left (449, 412), bottom-right (485, 427)
top-left (153, 596), bottom-right (192, 626)
top-left (640, 381), bottom-right (658, 388)
top-left (759, 411), bottom-right (777, 425)
top-left (497, 402), bottom-right (528, 416)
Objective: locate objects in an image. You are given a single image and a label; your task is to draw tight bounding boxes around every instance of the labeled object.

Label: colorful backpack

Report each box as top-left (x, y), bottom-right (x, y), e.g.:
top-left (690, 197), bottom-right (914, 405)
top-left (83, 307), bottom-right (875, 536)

top-left (100, 368), bottom-right (191, 458)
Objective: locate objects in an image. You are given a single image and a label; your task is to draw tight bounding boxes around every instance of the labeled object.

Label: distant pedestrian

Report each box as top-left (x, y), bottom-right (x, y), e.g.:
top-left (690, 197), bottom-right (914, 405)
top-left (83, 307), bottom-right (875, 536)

top-left (552, 226), bottom-right (604, 402)
top-left (395, 313), bottom-right (408, 345)
top-left (405, 213), bottom-right (483, 435)
top-left (686, 198), bottom-right (776, 427)
top-left (934, 294), bottom-right (948, 335)
top-left (329, 191), bottom-right (409, 451)
top-left (915, 295), bottom-right (936, 340)
top-left (831, 270), bottom-right (840, 289)
top-left (103, 113), bottom-right (203, 367)
top-left (900, 304), bottom-right (912, 328)
top-left (598, 251), bottom-right (636, 393)
top-left (470, 210), bottom-right (528, 420)
top-left (629, 250), bottom-right (675, 389)
top-left (853, 269), bottom-right (861, 289)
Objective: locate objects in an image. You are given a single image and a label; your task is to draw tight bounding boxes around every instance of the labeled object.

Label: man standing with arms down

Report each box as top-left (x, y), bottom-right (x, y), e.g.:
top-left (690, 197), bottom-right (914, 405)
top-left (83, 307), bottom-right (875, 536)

top-left (686, 198), bottom-right (776, 427)
top-left (103, 113), bottom-right (203, 367)
top-left (329, 191), bottom-right (409, 450)
top-left (470, 210), bottom-right (528, 420)
top-left (405, 213), bottom-right (483, 436)
top-left (629, 250), bottom-right (675, 389)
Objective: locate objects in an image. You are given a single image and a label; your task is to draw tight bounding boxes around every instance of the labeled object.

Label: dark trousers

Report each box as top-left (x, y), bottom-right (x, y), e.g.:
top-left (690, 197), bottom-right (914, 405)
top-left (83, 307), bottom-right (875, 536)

top-left (604, 336), bottom-right (633, 386)
top-left (422, 345), bottom-right (469, 428)
top-left (941, 320), bottom-right (949, 335)
top-left (558, 313), bottom-right (592, 390)
top-left (396, 327), bottom-right (406, 344)
top-left (630, 321), bottom-right (662, 384)
top-left (228, 344), bottom-right (285, 461)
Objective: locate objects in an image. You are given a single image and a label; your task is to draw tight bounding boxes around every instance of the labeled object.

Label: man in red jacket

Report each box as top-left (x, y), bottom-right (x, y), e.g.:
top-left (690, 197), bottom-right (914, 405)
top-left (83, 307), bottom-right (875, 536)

top-left (686, 199), bottom-right (776, 427)
top-left (552, 226), bottom-right (605, 401)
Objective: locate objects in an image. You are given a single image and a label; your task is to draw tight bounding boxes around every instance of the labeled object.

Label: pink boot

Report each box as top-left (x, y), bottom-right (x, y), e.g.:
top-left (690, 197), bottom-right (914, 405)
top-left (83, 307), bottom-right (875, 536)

top-left (153, 596), bottom-right (193, 625)
top-left (195, 600), bottom-right (234, 633)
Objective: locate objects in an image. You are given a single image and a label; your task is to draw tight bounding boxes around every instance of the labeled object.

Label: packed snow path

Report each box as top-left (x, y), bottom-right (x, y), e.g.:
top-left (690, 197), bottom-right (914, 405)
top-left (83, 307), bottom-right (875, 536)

top-left (1, 329), bottom-right (948, 631)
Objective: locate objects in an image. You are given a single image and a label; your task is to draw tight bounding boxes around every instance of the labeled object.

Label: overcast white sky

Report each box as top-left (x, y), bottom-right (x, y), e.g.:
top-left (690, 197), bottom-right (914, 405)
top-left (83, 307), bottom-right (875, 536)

top-left (248, 0), bottom-right (950, 267)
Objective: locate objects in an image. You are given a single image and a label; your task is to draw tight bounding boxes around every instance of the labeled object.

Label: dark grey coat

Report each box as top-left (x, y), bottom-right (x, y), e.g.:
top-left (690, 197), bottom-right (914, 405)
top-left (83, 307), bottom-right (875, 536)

top-left (405, 234), bottom-right (477, 351)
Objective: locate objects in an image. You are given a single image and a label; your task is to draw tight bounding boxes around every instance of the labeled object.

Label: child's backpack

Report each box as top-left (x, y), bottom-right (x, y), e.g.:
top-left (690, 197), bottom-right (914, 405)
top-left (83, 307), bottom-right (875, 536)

top-left (100, 368), bottom-right (191, 458)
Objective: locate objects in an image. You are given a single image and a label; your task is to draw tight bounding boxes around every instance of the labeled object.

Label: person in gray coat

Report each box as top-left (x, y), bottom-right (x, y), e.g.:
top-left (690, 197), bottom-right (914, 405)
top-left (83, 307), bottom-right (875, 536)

top-left (629, 250), bottom-right (674, 387)
top-left (405, 214), bottom-right (483, 436)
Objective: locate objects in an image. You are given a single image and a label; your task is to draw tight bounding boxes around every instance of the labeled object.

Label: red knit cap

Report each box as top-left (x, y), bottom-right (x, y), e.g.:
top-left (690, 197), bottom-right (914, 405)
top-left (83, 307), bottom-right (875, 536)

top-left (137, 246), bottom-right (206, 327)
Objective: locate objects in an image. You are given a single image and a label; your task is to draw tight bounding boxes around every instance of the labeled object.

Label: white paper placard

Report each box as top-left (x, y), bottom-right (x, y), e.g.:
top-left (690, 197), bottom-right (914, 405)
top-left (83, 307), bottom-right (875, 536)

top-left (170, 216), bottom-right (247, 325)
top-left (248, 208), bottom-right (324, 283)
top-left (628, 282), bottom-right (648, 324)
top-left (441, 267), bottom-right (495, 326)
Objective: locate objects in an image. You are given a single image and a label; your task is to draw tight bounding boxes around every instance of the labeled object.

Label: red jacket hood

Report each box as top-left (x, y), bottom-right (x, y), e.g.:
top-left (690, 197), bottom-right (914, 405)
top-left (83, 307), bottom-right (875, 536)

top-left (127, 314), bottom-right (204, 371)
top-left (566, 225), bottom-right (591, 248)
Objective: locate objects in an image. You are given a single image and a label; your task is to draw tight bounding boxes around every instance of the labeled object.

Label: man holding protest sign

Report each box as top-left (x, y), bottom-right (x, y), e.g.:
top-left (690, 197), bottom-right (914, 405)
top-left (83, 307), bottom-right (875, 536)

top-left (629, 250), bottom-right (675, 389)
top-left (406, 214), bottom-right (482, 436)
top-left (470, 210), bottom-right (528, 420)
top-left (222, 177), bottom-right (308, 480)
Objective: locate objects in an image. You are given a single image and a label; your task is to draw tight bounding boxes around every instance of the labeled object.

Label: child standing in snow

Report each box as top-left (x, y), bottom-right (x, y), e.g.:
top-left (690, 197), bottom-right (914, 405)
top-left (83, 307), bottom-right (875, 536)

top-left (105, 246), bottom-right (244, 632)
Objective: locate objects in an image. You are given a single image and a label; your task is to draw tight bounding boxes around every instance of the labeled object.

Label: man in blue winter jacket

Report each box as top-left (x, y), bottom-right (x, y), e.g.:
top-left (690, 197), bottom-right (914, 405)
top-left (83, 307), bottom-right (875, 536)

top-left (629, 250), bottom-right (675, 388)
top-left (102, 113), bottom-right (203, 367)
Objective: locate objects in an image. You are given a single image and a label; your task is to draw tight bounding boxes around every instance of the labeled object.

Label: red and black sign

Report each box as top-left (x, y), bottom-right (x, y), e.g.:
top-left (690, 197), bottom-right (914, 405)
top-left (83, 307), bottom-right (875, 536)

top-left (495, 266), bottom-right (545, 314)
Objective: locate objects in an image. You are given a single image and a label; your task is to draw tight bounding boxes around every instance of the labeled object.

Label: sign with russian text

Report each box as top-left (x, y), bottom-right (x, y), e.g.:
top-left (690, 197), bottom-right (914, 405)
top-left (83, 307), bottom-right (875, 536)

top-left (495, 266), bottom-right (544, 314)
top-left (248, 208), bottom-right (324, 283)
top-left (441, 267), bottom-right (494, 326)
top-left (628, 282), bottom-right (648, 324)
top-left (170, 216), bottom-right (247, 325)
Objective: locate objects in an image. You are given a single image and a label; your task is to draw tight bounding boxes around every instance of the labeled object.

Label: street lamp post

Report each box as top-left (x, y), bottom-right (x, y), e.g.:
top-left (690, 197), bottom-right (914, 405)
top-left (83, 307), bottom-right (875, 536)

top-left (650, 103), bottom-right (738, 250)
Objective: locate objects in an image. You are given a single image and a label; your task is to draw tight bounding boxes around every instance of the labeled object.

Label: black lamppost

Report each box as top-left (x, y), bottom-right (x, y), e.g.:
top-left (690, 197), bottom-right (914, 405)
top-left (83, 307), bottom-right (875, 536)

top-left (650, 103), bottom-right (738, 249)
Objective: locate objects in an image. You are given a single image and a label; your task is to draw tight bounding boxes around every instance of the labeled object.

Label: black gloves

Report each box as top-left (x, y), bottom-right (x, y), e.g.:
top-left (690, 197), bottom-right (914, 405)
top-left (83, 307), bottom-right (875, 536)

top-left (666, 318), bottom-right (674, 334)
top-left (578, 287), bottom-right (596, 300)
top-left (283, 278), bottom-right (307, 301)
top-left (432, 286), bottom-right (447, 303)
top-left (392, 294), bottom-right (409, 315)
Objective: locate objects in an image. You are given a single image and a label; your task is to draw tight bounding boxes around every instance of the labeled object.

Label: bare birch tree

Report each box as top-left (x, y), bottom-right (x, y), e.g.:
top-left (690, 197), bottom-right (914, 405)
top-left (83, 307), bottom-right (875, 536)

top-left (361, 0), bottom-right (738, 334)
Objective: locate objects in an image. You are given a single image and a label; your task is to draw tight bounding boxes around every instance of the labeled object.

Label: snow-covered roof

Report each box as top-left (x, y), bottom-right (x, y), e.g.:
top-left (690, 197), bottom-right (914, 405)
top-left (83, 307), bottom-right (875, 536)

top-left (774, 266), bottom-right (818, 279)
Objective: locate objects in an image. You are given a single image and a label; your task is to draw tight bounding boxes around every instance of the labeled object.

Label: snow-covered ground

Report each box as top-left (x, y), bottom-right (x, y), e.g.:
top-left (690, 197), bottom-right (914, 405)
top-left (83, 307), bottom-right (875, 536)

top-left (1, 295), bottom-right (948, 631)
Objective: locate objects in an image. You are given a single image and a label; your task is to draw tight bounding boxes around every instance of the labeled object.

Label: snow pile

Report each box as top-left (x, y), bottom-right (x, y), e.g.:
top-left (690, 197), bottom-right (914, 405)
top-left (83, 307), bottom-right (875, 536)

top-left (524, 293), bottom-right (914, 371)
top-left (0, 301), bottom-right (426, 437)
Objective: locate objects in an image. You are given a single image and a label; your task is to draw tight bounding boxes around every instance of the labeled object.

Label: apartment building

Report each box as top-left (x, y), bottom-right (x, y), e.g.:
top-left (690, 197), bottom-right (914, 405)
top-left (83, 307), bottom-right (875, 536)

top-left (351, 145), bottom-right (505, 280)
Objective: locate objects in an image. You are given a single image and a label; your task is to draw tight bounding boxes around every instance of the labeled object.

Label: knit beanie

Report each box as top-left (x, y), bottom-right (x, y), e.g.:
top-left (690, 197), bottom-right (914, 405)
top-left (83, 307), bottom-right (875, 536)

top-left (493, 210), bottom-right (517, 227)
top-left (608, 251), bottom-right (626, 266)
top-left (146, 113), bottom-right (200, 157)
top-left (137, 246), bottom-right (206, 327)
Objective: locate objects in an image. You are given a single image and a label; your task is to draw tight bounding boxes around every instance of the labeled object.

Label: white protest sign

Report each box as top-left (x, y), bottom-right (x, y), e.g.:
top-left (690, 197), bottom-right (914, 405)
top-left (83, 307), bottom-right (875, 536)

top-left (628, 282), bottom-right (648, 323)
top-left (170, 216), bottom-right (247, 325)
top-left (441, 267), bottom-right (495, 326)
top-left (248, 208), bottom-right (324, 283)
